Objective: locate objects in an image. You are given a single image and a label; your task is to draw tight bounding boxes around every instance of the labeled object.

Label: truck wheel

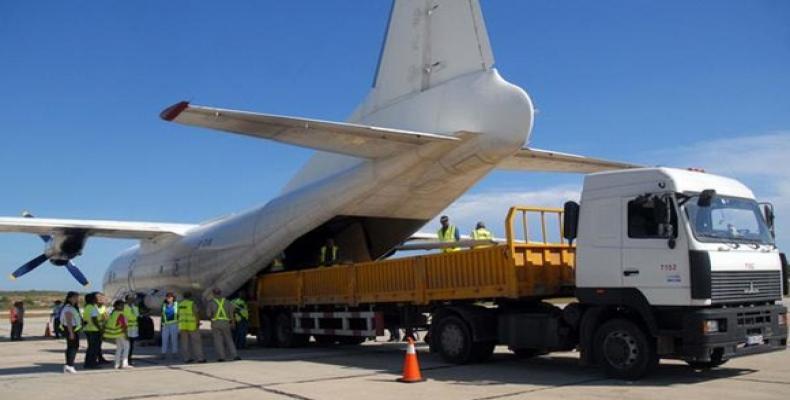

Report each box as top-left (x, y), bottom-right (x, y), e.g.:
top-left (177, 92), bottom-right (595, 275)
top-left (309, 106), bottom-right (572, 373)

top-left (434, 315), bottom-right (474, 364)
top-left (594, 318), bottom-right (658, 380)
top-left (257, 313), bottom-right (275, 347)
top-left (274, 312), bottom-right (309, 348)
top-left (471, 341), bottom-right (496, 362)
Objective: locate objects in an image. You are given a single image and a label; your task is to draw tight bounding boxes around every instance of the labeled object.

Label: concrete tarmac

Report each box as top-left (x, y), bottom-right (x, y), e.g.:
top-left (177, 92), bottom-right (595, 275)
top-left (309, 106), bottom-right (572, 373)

top-left (1, 316), bottom-right (788, 400)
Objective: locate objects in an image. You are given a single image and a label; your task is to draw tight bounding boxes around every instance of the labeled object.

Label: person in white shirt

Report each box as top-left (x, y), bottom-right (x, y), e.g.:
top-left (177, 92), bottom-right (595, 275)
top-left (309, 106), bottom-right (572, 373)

top-left (60, 291), bottom-right (82, 374)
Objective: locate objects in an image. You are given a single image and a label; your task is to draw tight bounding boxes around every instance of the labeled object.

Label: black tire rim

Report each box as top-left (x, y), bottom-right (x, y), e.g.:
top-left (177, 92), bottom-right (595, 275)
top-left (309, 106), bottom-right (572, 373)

top-left (603, 330), bottom-right (639, 369)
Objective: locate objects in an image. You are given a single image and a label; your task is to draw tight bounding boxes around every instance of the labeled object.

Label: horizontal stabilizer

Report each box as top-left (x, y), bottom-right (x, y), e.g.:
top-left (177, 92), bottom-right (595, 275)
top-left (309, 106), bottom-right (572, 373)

top-left (497, 147), bottom-right (639, 173)
top-left (161, 101), bottom-right (460, 159)
top-left (0, 217), bottom-right (197, 239)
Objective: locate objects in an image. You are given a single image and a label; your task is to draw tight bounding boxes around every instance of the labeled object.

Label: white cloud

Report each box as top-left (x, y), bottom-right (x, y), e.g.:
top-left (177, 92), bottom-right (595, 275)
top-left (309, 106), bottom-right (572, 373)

top-left (656, 131), bottom-right (790, 248)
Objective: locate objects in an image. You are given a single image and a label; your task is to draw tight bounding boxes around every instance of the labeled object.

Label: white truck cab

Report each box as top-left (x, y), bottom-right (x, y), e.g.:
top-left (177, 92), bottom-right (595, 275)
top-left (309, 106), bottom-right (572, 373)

top-left (563, 167), bottom-right (787, 378)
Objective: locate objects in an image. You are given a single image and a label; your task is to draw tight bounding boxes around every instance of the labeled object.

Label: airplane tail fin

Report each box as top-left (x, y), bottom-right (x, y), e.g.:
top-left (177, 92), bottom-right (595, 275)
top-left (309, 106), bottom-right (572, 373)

top-left (368, 0), bottom-right (494, 111)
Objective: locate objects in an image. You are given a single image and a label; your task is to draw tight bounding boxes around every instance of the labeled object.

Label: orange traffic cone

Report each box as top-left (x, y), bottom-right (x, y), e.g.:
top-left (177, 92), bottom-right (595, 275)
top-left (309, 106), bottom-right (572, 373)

top-left (397, 337), bottom-right (425, 383)
top-left (44, 322), bottom-right (53, 338)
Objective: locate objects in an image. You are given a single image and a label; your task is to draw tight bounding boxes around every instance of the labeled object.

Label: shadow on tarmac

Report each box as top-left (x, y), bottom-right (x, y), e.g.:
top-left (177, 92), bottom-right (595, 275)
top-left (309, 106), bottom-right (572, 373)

top-left (0, 335), bottom-right (759, 388)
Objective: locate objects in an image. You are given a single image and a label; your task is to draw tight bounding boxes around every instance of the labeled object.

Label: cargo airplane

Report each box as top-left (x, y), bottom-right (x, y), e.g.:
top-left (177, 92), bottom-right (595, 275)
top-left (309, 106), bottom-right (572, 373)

top-left (0, 0), bottom-right (635, 309)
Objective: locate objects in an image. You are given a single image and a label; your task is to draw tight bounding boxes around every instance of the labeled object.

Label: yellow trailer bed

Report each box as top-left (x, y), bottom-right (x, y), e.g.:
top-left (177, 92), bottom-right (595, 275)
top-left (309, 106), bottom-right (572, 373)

top-left (257, 207), bottom-right (575, 307)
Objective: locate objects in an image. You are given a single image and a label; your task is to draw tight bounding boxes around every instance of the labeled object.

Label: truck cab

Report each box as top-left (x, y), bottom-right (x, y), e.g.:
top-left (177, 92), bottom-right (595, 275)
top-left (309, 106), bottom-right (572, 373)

top-left (569, 167), bottom-right (787, 377)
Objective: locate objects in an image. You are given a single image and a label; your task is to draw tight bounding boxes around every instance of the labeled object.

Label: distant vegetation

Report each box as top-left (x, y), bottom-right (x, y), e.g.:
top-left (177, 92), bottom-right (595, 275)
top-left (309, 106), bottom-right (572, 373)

top-left (0, 290), bottom-right (79, 311)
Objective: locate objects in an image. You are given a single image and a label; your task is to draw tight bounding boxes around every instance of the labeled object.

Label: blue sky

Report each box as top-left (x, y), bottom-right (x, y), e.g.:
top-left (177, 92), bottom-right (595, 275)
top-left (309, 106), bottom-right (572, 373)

top-left (1, 1), bottom-right (789, 291)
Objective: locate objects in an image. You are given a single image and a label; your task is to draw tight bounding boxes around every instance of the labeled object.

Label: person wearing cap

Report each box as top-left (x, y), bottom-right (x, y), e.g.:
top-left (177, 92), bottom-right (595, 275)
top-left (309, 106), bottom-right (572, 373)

top-left (160, 292), bottom-right (179, 360)
top-left (207, 288), bottom-right (239, 362)
top-left (437, 215), bottom-right (461, 252)
top-left (123, 293), bottom-right (140, 366)
top-left (471, 221), bottom-right (493, 249)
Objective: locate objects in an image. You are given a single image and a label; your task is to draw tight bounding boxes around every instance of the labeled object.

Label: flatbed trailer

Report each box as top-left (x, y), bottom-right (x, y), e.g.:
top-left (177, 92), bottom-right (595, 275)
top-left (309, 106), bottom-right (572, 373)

top-left (247, 168), bottom-right (787, 380)
top-left (257, 207), bottom-right (574, 307)
top-left (249, 207), bottom-right (575, 350)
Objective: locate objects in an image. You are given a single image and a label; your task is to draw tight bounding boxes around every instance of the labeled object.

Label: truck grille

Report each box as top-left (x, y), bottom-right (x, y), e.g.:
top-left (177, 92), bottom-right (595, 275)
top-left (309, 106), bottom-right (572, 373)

top-left (710, 271), bottom-right (782, 303)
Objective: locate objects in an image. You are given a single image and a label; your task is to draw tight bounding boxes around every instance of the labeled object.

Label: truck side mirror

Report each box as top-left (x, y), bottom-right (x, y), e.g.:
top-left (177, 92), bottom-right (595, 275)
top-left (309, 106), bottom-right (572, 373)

top-left (563, 201), bottom-right (580, 244)
top-left (653, 195), bottom-right (676, 248)
top-left (697, 189), bottom-right (716, 207)
top-left (762, 203), bottom-right (776, 238)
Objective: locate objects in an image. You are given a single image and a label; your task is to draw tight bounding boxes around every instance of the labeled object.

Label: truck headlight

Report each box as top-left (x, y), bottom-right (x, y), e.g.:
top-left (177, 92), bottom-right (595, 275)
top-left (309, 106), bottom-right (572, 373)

top-left (703, 319), bottom-right (721, 333)
top-left (779, 314), bottom-right (787, 326)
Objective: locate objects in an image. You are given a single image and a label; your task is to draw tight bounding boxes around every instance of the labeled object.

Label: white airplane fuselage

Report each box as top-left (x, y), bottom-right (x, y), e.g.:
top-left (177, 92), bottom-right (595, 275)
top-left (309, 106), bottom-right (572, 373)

top-left (103, 69), bottom-right (534, 307)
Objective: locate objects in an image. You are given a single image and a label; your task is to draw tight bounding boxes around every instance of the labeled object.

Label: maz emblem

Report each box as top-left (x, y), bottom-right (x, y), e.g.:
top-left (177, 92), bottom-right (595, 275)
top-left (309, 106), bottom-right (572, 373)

top-left (744, 281), bottom-right (761, 295)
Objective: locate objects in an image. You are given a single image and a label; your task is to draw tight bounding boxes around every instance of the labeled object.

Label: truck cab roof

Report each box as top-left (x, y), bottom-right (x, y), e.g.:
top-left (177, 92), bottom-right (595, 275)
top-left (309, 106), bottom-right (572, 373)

top-left (582, 167), bottom-right (755, 200)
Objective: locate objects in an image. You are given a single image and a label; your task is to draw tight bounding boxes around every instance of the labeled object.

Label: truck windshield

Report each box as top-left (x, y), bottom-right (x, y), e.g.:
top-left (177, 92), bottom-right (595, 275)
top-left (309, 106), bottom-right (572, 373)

top-left (683, 195), bottom-right (774, 245)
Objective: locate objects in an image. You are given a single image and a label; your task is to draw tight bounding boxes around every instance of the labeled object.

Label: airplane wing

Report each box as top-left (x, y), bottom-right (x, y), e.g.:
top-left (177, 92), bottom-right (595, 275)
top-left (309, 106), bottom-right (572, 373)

top-left (160, 101), bottom-right (460, 159)
top-left (497, 147), bottom-right (639, 173)
top-left (0, 217), bottom-right (197, 239)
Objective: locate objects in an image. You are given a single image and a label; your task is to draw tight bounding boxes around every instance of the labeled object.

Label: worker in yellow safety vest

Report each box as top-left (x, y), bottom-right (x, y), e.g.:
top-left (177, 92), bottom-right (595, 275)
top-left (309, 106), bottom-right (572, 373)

top-left (271, 252), bottom-right (286, 272)
top-left (81, 292), bottom-right (102, 369)
top-left (208, 288), bottom-right (239, 361)
top-left (177, 292), bottom-right (206, 363)
top-left (104, 300), bottom-right (130, 369)
top-left (319, 238), bottom-right (340, 266)
top-left (123, 294), bottom-right (140, 366)
top-left (471, 221), bottom-right (493, 249)
top-left (95, 292), bottom-right (111, 364)
top-left (232, 294), bottom-right (250, 349)
top-left (437, 215), bottom-right (461, 252)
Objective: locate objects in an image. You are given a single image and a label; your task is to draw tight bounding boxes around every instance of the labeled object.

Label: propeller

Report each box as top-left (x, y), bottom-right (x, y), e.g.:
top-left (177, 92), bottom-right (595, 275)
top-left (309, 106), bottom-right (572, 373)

top-left (10, 254), bottom-right (49, 280)
top-left (65, 261), bottom-right (89, 286)
top-left (8, 211), bottom-right (90, 287)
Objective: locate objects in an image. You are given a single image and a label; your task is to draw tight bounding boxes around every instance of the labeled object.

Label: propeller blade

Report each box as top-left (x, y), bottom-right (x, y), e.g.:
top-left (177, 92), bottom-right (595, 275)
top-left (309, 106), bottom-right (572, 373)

top-left (10, 253), bottom-right (49, 279)
top-left (65, 261), bottom-right (90, 287)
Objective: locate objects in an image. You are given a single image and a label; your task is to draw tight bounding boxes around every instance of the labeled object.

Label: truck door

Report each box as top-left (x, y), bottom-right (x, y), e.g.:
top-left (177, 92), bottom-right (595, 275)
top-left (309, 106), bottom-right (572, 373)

top-left (621, 194), bottom-right (690, 305)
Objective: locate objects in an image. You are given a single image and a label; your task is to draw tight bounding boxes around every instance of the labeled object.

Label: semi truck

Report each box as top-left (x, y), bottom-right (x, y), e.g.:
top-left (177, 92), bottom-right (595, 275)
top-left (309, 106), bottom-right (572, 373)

top-left (246, 167), bottom-right (788, 379)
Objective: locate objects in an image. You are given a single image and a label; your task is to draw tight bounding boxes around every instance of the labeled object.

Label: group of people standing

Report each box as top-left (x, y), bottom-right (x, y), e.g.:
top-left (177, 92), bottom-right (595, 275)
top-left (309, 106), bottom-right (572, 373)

top-left (160, 289), bottom-right (249, 363)
top-left (57, 291), bottom-right (140, 373)
top-left (54, 288), bottom-right (249, 373)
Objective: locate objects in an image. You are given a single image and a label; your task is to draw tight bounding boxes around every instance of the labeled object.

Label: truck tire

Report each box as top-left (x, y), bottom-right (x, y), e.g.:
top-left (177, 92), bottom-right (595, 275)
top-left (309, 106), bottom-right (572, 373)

top-left (434, 315), bottom-right (474, 364)
top-left (274, 312), bottom-right (309, 348)
top-left (594, 318), bottom-right (658, 380)
top-left (257, 313), bottom-right (275, 347)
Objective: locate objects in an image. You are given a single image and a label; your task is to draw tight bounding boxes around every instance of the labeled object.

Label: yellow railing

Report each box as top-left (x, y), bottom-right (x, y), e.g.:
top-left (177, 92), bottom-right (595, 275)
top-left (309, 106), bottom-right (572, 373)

top-left (505, 206), bottom-right (566, 246)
